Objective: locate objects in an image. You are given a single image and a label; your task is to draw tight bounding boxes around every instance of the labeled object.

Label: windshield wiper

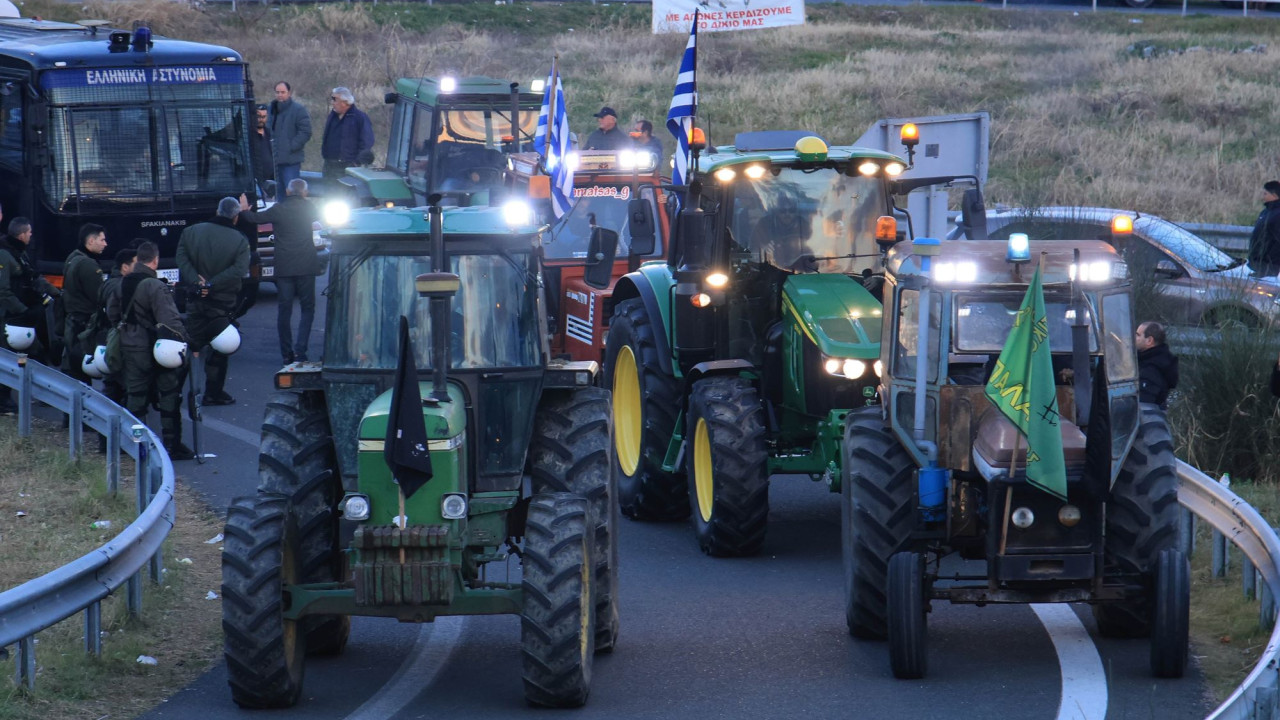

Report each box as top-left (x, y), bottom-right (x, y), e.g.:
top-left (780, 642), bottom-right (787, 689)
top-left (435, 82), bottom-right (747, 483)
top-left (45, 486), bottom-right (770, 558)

top-left (322, 245), bottom-right (375, 297)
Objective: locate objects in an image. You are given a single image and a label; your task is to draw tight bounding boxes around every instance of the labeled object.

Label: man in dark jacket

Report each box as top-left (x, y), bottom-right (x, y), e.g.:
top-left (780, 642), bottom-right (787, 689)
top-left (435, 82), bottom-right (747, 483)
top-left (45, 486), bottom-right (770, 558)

top-left (0, 217), bottom-right (59, 361)
top-left (98, 247), bottom-right (137, 408)
top-left (268, 81), bottom-right (312, 191)
top-left (1248, 180), bottom-right (1280, 278)
top-left (62, 223), bottom-right (107, 383)
top-left (239, 179), bottom-right (321, 364)
top-left (176, 197), bottom-right (250, 406)
top-left (250, 104), bottom-right (275, 200)
top-left (1137, 321), bottom-right (1178, 409)
top-left (321, 86), bottom-right (374, 181)
top-left (584, 106), bottom-right (627, 151)
top-left (109, 242), bottom-right (193, 460)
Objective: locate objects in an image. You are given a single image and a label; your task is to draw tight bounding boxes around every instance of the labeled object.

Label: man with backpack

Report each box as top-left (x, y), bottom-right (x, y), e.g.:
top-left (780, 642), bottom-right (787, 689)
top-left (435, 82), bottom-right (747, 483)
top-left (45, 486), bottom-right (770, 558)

top-left (106, 242), bottom-right (193, 461)
top-left (62, 223), bottom-right (107, 384)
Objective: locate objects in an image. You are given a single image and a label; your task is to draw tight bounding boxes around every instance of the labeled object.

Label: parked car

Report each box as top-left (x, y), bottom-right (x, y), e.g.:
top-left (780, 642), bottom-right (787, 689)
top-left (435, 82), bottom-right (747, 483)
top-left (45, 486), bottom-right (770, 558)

top-left (951, 206), bottom-right (1279, 328)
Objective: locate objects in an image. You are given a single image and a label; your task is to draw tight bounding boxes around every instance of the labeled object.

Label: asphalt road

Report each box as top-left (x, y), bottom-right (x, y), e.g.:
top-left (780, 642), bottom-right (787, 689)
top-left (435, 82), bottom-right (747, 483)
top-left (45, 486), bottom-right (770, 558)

top-left (134, 284), bottom-right (1213, 720)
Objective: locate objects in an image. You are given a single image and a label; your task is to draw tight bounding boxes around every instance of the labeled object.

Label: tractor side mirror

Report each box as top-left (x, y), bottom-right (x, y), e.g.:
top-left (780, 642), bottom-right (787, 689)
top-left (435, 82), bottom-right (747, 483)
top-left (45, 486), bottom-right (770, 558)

top-left (960, 188), bottom-right (988, 240)
top-left (627, 198), bottom-right (656, 256)
top-left (584, 227), bottom-right (619, 290)
top-left (384, 92), bottom-right (398, 105)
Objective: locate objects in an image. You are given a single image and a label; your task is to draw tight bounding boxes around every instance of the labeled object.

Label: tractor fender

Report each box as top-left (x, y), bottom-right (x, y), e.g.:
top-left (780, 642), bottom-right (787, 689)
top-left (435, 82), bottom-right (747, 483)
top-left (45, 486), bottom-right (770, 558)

top-left (612, 268), bottom-right (676, 376)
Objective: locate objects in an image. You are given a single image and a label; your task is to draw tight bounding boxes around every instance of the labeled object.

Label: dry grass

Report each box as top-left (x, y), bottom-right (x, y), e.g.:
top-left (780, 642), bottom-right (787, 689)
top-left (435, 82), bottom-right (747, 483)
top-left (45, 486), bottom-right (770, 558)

top-left (14, 0), bottom-right (1277, 224)
top-left (0, 418), bottom-right (224, 720)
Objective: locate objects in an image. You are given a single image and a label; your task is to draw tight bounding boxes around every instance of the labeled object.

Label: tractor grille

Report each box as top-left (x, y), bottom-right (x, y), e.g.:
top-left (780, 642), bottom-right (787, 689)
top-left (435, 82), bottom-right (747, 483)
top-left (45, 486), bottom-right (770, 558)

top-left (352, 524), bottom-right (453, 606)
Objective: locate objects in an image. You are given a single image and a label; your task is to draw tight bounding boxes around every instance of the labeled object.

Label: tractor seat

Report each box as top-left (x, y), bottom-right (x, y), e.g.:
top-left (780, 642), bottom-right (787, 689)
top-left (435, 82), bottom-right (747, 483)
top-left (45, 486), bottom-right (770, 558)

top-left (972, 407), bottom-right (1087, 471)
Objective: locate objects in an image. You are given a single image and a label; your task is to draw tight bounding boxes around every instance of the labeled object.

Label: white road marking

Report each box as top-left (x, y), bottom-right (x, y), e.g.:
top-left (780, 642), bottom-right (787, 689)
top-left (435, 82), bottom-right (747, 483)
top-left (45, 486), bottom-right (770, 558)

top-left (200, 416), bottom-right (260, 447)
top-left (1031, 604), bottom-right (1108, 720)
top-left (342, 616), bottom-right (467, 720)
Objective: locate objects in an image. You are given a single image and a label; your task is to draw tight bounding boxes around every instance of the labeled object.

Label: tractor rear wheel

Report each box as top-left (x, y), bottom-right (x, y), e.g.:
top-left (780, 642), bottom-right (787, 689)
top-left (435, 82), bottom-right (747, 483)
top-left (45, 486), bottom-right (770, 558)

top-left (1093, 404), bottom-right (1179, 638)
top-left (521, 493), bottom-right (596, 708)
top-left (530, 386), bottom-right (619, 653)
top-left (1150, 548), bottom-right (1190, 678)
top-left (685, 376), bottom-right (769, 557)
top-left (258, 391), bottom-right (349, 655)
top-left (887, 551), bottom-right (928, 680)
top-left (222, 495), bottom-right (306, 709)
top-left (843, 406), bottom-right (917, 640)
top-left (604, 298), bottom-right (688, 521)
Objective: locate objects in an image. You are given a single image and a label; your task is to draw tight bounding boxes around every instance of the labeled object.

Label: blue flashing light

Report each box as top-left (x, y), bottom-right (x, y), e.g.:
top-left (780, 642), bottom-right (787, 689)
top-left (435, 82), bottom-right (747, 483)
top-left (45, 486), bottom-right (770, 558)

top-left (1007, 232), bottom-right (1030, 263)
top-left (132, 26), bottom-right (152, 52)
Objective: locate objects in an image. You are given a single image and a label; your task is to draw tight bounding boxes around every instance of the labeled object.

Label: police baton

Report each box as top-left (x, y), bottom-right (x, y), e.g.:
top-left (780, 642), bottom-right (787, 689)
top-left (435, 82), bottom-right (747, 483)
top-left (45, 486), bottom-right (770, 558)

top-left (187, 348), bottom-right (205, 463)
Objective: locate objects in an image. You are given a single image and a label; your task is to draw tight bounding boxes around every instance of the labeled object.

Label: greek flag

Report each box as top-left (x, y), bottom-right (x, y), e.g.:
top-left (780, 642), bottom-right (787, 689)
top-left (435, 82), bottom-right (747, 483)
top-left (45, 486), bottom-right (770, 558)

top-left (666, 11), bottom-right (698, 187)
top-left (535, 68), bottom-right (574, 218)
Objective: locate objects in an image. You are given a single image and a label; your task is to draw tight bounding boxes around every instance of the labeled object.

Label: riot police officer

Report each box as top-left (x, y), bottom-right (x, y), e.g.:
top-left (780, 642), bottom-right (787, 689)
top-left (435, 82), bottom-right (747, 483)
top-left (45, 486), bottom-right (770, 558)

top-left (176, 197), bottom-right (249, 406)
top-left (62, 223), bottom-right (107, 384)
top-left (0, 217), bottom-right (59, 413)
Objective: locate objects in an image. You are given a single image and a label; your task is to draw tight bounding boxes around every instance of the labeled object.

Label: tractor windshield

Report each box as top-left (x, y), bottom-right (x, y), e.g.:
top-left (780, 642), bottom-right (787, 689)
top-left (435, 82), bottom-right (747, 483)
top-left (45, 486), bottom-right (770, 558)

top-left (726, 167), bottom-right (886, 274)
top-left (544, 184), bottom-right (661, 260)
top-left (952, 292), bottom-right (1099, 354)
top-left (327, 249), bottom-right (541, 370)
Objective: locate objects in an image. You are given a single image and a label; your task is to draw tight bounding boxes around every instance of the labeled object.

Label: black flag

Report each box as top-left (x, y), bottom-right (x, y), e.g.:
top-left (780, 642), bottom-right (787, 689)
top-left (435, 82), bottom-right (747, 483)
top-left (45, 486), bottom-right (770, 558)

top-left (385, 315), bottom-right (433, 499)
top-left (1082, 358), bottom-right (1111, 498)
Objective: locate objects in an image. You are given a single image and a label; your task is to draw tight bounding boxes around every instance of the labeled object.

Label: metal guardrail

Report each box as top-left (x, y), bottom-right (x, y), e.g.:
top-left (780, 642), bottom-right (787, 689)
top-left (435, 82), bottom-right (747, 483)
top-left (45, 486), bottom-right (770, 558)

top-left (1178, 460), bottom-right (1280, 719)
top-left (0, 350), bottom-right (174, 689)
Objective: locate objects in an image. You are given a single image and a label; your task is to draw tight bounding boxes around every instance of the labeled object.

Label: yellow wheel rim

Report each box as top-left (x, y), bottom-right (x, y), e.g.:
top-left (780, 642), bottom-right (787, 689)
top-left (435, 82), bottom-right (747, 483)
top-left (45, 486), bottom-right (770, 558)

top-left (613, 346), bottom-right (642, 476)
top-left (694, 417), bottom-right (714, 523)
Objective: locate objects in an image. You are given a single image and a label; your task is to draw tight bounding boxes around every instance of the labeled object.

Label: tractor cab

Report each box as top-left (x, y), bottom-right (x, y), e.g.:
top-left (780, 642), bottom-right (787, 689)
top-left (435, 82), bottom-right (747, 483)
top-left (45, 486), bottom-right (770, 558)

top-left (343, 76), bottom-right (544, 208)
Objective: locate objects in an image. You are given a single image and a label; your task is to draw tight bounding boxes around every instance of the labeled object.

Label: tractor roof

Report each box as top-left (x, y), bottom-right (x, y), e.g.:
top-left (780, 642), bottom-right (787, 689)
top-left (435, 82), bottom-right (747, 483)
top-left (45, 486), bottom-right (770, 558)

top-left (885, 239), bottom-right (1125, 288)
top-left (328, 205), bottom-right (542, 240)
top-left (392, 76), bottom-right (542, 106)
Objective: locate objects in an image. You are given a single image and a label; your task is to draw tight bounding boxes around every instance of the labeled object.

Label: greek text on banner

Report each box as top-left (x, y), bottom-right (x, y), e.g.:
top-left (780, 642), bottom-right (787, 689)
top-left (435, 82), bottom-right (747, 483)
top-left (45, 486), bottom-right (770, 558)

top-left (652, 0), bottom-right (805, 34)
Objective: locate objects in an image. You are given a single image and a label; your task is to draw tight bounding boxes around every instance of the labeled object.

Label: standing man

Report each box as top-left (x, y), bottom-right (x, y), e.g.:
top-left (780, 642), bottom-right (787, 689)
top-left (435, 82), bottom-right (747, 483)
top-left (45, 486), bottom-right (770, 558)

top-left (321, 86), bottom-right (375, 182)
top-left (0, 217), bottom-right (59, 361)
top-left (176, 197), bottom-right (250, 406)
top-left (1136, 321), bottom-right (1178, 409)
top-left (108, 242), bottom-right (193, 460)
top-left (62, 223), bottom-right (107, 383)
top-left (250, 104), bottom-right (275, 200)
top-left (268, 81), bottom-right (312, 192)
top-left (629, 119), bottom-right (664, 163)
top-left (1248, 180), bottom-right (1280, 278)
top-left (99, 247), bottom-right (137, 409)
top-left (239, 178), bottom-right (320, 364)
top-left (585, 106), bottom-right (627, 151)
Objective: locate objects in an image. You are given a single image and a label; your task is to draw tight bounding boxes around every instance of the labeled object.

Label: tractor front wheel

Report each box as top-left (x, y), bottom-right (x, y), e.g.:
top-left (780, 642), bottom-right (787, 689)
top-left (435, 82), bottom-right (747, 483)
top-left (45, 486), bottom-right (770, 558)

top-left (1093, 404), bottom-right (1179, 638)
top-left (521, 493), bottom-right (597, 708)
top-left (843, 406), bottom-right (917, 639)
top-left (685, 376), bottom-right (769, 557)
top-left (530, 387), bottom-right (619, 653)
top-left (605, 298), bottom-right (688, 521)
top-left (221, 495), bottom-right (307, 709)
top-left (258, 391), bottom-right (348, 655)
top-left (1150, 548), bottom-right (1190, 678)
top-left (887, 551), bottom-right (928, 680)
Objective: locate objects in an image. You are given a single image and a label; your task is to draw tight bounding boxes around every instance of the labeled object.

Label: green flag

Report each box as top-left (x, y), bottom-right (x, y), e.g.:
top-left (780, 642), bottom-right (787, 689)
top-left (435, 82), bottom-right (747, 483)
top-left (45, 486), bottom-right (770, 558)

top-left (983, 264), bottom-right (1067, 501)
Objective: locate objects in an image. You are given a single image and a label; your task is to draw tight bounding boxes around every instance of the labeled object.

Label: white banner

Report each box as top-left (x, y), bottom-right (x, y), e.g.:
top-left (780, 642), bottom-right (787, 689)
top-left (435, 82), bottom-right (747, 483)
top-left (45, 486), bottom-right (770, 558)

top-left (652, 0), bottom-right (805, 35)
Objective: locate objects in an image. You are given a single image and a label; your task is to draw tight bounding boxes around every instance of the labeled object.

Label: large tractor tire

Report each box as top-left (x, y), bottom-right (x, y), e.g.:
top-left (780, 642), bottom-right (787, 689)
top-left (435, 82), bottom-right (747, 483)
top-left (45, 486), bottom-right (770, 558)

top-left (258, 391), bottom-right (349, 656)
top-left (843, 406), bottom-right (917, 640)
top-left (887, 551), bottom-right (928, 680)
top-left (604, 298), bottom-right (688, 521)
top-left (1093, 404), bottom-right (1179, 638)
top-left (1150, 548), bottom-right (1190, 678)
top-left (222, 495), bottom-right (306, 709)
top-left (685, 376), bottom-right (769, 557)
top-left (530, 387), bottom-right (620, 653)
top-left (521, 493), bottom-right (597, 708)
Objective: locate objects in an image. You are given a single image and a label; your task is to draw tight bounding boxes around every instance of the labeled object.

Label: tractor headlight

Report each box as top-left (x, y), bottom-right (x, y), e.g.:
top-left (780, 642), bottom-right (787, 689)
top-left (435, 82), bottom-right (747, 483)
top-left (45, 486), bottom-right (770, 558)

top-left (322, 200), bottom-right (351, 227)
top-left (1058, 505), bottom-right (1082, 527)
top-left (873, 359), bottom-right (884, 377)
top-left (618, 149), bottom-right (637, 169)
top-left (1011, 506), bottom-right (1035, 529)
top-left (714, 167), bottom-right (736, 183)
top-left (823, 356), bottom-right (868, 379)
top-left (705, 271), bottom-right (729, 288)
top-left (934, 261), bottom-right (977, 284)
top-left (1069, 261), bottom-right (1114, 284)
top-left (884, 162), bottom-right (905, 177)
top-left (503, 200), bottom-right (533, 228)
top-left (340, 493), bottom-right (371, 521)
top-left (439, 76), bottom-right (457, 93)
top-left (441, 493), bottom-right (468, 520)
top-left (858, 161), bottom-right (879, 177)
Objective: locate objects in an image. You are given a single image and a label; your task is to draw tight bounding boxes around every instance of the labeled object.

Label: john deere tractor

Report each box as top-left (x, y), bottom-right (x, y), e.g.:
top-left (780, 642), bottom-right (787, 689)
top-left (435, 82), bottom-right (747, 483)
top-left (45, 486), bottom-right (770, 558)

top-left (220, 199), bottom-right (622, 708)
top-left (843, 234), bottom-right (1188, 679)
top-left (604, 130), bottom-right (923, 555)
top-left (340, 75), bottom-right (543, 208)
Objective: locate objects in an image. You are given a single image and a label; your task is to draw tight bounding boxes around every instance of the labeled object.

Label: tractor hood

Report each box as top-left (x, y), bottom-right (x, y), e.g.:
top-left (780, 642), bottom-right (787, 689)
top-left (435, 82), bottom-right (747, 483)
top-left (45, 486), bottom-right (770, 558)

top-left (781, 274), bottom-right (881, 359)
top-left (358, 381), bottom-right (468, 443)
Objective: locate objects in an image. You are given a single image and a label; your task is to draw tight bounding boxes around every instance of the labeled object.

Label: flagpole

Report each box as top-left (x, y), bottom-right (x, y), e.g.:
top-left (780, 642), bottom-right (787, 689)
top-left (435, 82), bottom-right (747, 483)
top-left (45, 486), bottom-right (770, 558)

top-left (548, 54), bottom-right (558, 137)
top-left (398, 486), bottom-right (407, 565)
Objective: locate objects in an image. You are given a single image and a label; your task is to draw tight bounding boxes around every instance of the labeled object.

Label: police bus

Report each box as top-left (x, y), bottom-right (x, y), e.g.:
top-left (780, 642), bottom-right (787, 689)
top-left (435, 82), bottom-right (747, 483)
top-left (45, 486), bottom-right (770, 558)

top-left (0, 17), bottom-right (256, 281)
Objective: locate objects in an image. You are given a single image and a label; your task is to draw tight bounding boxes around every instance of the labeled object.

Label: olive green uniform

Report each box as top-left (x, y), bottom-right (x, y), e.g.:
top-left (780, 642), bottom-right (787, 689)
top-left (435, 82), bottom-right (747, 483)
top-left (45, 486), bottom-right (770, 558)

top-left (61, 248), bottom-right (104, 381)
top-left (176, 217), bottom-right (249, 399)
top-left (107, 265), bottom-right (188, 447)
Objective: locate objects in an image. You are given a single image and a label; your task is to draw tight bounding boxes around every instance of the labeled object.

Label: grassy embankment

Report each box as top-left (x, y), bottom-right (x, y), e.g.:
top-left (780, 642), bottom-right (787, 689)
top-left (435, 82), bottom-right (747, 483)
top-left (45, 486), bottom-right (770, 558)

top-left (7, 0), bottom-right (1280, 711)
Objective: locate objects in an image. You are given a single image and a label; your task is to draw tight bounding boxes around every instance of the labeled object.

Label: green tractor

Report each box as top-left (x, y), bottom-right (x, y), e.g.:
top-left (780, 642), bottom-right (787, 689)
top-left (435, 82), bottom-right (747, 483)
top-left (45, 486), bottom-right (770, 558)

top-left (220, 199), bottom-right (622, 708)
top-left (844, 234), bottom-right (1188, 679)
top-left (605, 130), bottom-right (922, 555)
top-left (340, 75), bottom-right (543, 208)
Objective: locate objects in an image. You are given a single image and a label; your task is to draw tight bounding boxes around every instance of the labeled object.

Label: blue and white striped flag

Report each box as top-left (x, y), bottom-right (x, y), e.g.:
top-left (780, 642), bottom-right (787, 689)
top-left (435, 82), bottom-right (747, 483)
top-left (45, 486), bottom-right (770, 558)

top-left (666, 12), bottom-right (698, 187)
top-left (535, 68), bottom-right (575, 218)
